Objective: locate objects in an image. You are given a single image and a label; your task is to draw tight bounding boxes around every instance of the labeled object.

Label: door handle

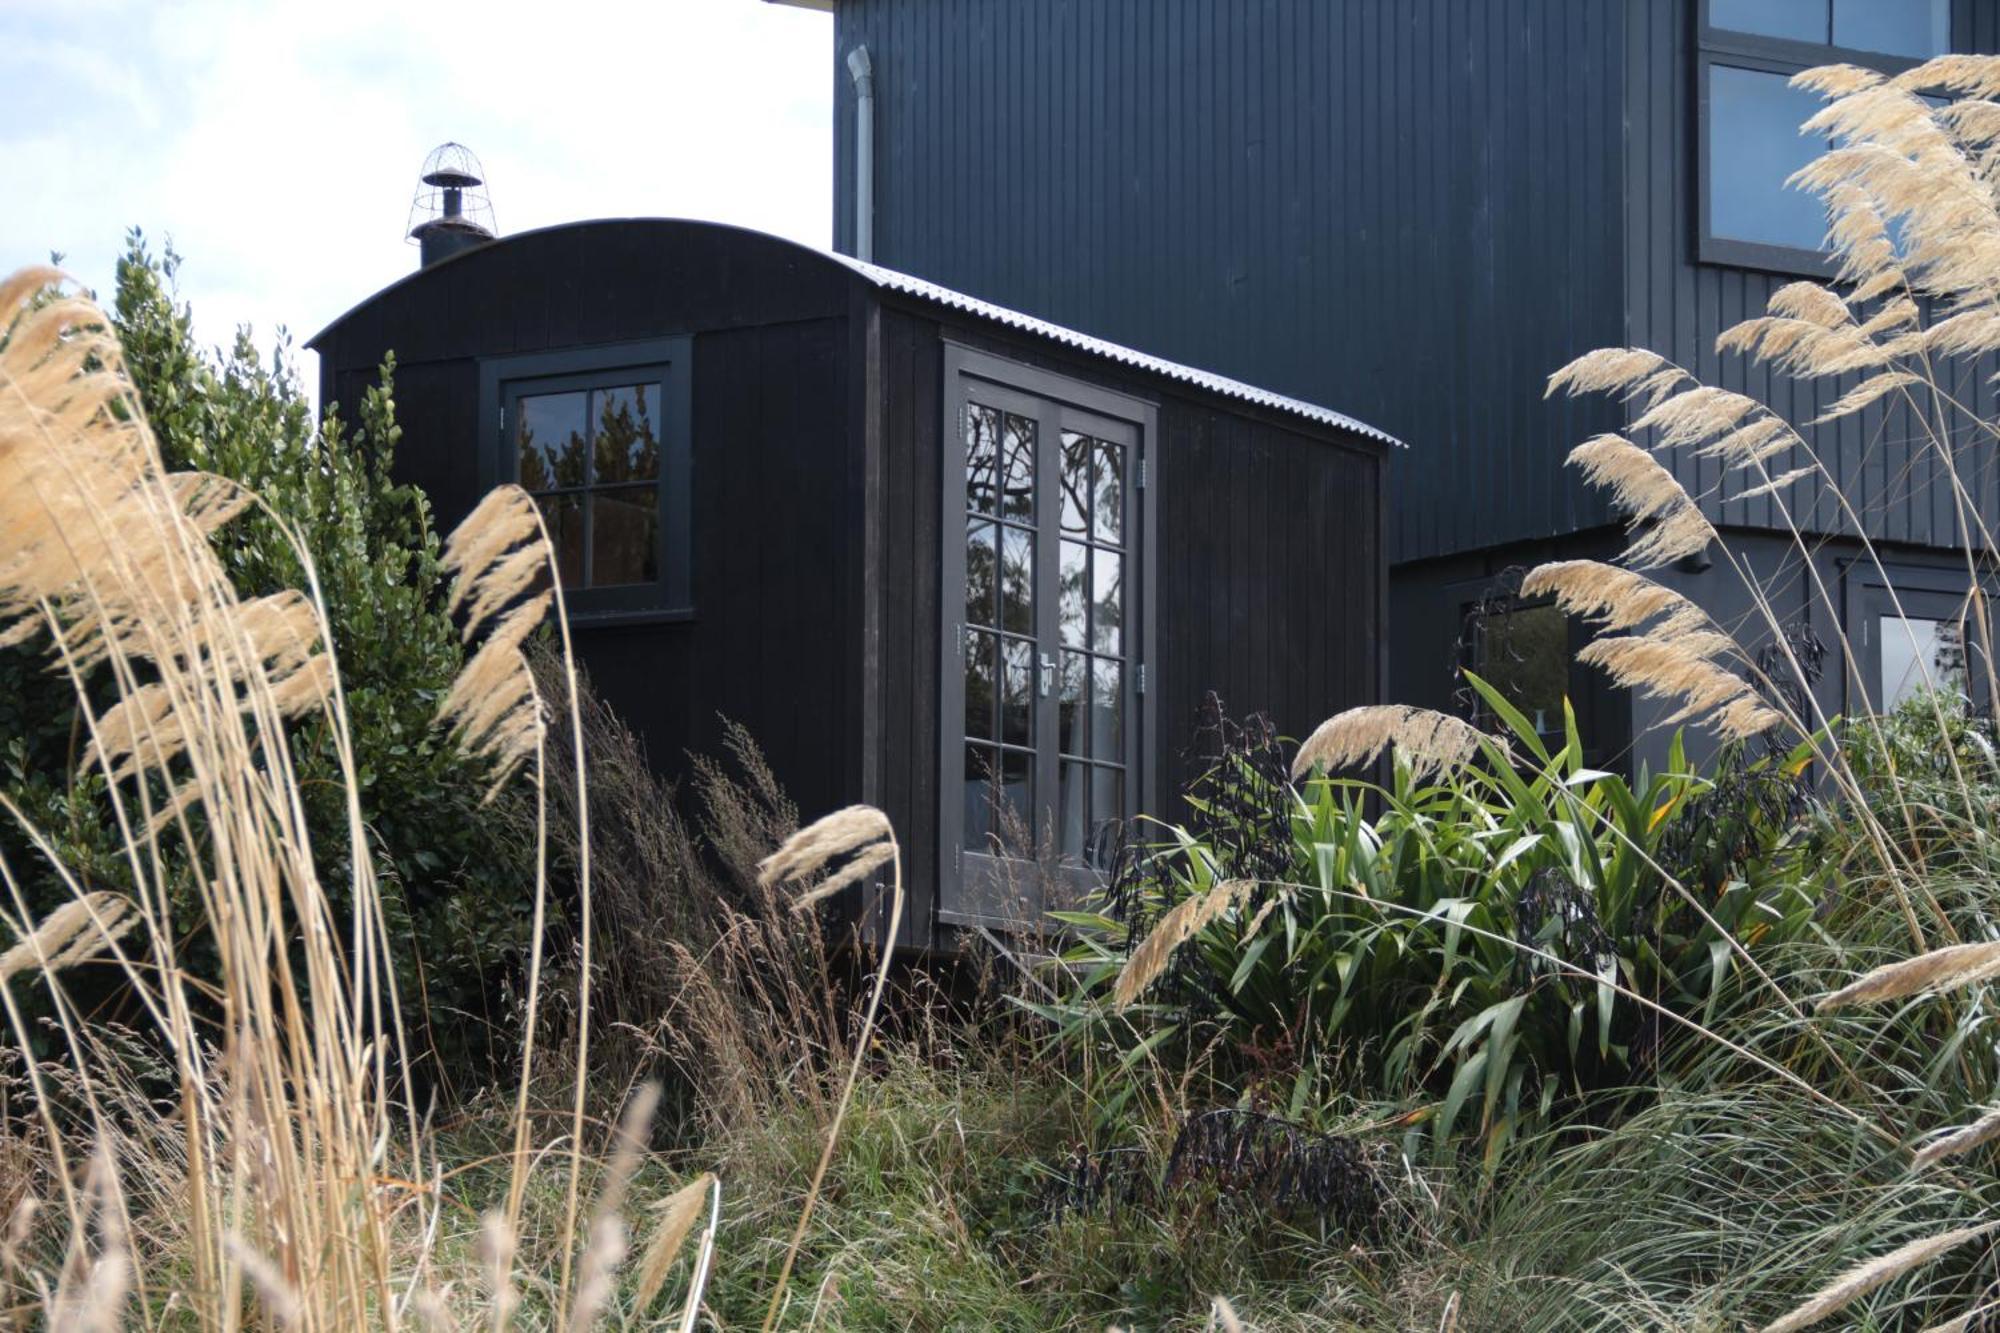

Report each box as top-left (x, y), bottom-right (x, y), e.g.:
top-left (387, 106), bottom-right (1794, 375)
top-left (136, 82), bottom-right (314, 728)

top-left (1039, 653), bottom-right (1055, 698)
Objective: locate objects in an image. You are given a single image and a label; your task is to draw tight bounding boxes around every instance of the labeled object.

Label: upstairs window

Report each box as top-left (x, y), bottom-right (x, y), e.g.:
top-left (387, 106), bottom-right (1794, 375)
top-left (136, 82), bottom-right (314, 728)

top-left (480, 338), bottom-right (692, 619)
top-left (1699, 0), bottom-right (1952, 273)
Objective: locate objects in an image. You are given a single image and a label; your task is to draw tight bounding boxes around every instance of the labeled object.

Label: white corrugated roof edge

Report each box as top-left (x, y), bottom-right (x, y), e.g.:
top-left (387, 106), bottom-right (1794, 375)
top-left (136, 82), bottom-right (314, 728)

top-left (831, 254), bottom-right (1403, 448)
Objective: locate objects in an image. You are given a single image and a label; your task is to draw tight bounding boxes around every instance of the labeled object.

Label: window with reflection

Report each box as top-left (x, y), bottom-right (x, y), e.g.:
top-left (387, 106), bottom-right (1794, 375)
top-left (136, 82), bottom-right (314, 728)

top-left (1700, 0), bottom-right (1953, 268)
top-left (514, 379), bottom-right (663, 590)
top-left (490, 344), bottom-right (689, 616)
top-left (1879, 614), bottom-right (1967, 707)
top-left (1468, 599), bottom-right (1569, 738)
top-left (945, 354), bottom-right (1150, 926)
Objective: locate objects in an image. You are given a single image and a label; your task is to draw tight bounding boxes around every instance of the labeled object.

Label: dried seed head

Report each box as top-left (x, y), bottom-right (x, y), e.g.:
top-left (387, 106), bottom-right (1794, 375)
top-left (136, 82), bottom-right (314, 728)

top-left (1817, 940), bottom-right (2000, 1011)
top-left (636, 1173), bottom-right (716, 1312)
top-left (1913, 1106), bottom-right (2000, 1169)
top-left (1565, 435), bottom-right (1716, 569)
top-left (757, 804), bottom-right (894, 889)
top-left (1519, 561), bottom-right (1713, 638)
top-left (1292, 705), bottom-right (1499, 782)
top-left (1760, 1223), bottom-right (1996, 1333)
top-left (1546, 347), bottom-right (1670, 399)
top-left (1114, 879), bottom-right (1253, 1008)
top-left (0, 893), bottom-right (138, 984)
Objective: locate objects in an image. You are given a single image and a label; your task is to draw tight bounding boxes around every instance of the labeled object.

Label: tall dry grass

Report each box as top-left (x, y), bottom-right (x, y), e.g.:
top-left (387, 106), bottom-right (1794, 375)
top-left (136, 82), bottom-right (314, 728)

top-left (0, 270), bottom-right (903, 1328)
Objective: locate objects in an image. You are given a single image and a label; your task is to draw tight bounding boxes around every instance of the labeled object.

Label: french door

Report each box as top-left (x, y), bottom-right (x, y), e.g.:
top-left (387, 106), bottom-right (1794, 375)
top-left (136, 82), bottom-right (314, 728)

top-left (939, 347), bottom-right (1153, 928)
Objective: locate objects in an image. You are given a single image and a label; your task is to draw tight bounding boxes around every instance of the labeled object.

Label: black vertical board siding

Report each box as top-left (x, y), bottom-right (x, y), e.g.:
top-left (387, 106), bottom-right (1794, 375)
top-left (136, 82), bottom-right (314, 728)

top-left (832, 0), bottom-right (1623, 565)
top-left (311, 219), bottom-right (1386, 954)
top-left (879, 307), bottom-right (922, 947)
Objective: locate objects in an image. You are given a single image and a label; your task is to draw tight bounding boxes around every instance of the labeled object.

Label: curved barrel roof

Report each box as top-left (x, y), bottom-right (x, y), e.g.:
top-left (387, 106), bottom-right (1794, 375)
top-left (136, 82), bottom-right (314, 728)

top-left (309, 217), bottom-right (1399, 446)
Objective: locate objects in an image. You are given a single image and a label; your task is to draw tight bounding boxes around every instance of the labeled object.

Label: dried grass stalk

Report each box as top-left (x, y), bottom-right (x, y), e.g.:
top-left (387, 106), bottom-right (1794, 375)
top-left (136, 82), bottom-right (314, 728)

top-left (1114, 879), bottom-right (1253, 1008)
top-left (0, 893), bottom-right (137, 984)
top-left (1760, 1223), bottom-right (1995, 1332)
top-left (1292, 706), bottom-right (1497, 782)
top-left (1816, 941), bottom-right (2000, 1011)
top-left (636, 1172), bottom-right (716, 1312)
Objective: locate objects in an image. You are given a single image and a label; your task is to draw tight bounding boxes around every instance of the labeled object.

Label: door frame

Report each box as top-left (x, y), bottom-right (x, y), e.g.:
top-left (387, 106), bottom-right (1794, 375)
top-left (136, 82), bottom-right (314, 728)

top-left (936, 342), bottom-right (1159, 930)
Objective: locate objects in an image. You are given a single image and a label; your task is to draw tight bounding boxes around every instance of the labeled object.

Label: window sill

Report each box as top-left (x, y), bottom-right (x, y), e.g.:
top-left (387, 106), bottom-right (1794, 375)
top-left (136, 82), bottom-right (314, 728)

top-left (563, 605), bottom-right (696, 630)
top-left (1697, 234), bottom-right (1838, 281)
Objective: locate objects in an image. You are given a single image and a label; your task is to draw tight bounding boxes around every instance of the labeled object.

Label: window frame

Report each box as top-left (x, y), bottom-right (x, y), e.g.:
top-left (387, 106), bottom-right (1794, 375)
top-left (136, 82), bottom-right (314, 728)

top-left (936, 343), bottom-right (1159, 932)
top-left (477, 338), bottom-right (694, 623)
top-left (1696, 0), bottom-right (1943, 277)
top-left (1461, 592), bottom-right (1571, 744)
top-left (1842, 559), bottom-right (1996, 713)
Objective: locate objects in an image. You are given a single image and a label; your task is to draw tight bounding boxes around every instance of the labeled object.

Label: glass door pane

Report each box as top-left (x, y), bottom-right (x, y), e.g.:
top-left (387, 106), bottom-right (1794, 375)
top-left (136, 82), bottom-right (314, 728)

top-left (963, 403), bottom-right (1040, 858)
top-left (1055, 428), bottom-right (1130, 873)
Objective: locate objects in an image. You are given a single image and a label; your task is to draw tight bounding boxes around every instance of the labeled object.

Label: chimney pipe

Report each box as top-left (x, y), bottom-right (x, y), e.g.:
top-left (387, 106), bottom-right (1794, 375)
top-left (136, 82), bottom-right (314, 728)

top-left (847, 45), bottom-right (875, 263)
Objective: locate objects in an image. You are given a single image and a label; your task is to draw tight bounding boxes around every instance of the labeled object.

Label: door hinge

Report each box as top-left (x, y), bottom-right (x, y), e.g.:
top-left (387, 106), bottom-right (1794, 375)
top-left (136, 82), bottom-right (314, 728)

top-left (1135, 662), bottom-right (1148, 695)
top-left (1136, 457), bottom-right (1149, 490)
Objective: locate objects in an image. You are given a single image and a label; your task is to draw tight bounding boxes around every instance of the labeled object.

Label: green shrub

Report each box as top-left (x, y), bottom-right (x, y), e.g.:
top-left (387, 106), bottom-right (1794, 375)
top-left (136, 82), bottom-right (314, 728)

top-left (0, 233), bottom-right (531, 1076)
top-left (1042, 678), bottom-right (1825, 1163)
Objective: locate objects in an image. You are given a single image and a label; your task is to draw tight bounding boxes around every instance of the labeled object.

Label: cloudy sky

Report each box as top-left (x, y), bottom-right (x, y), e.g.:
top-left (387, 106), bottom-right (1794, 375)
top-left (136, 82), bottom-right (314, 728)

top-left (1, 0), bottom-right (833, 376)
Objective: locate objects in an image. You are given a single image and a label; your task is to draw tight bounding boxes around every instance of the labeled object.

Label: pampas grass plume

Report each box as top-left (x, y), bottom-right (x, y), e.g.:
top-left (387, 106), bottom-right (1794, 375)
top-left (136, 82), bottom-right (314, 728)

top-left (0, 893), bottom-right (138, 984)
top-left (1817, 941), bottom-right (2000, 1011)
top-left (1760, 1223), bottom-right (1996, 1332)
top-left (1292, 706), bottom-right (1495, 782)
top-left (1114, 879), bottom-right (1252, 1008)
top-left (757, 804), bottom-right (893, 889)
top-left (637, 1172), bottom-right (716, 1312)
top-left (1913, 1107), bottom-right (2000, 1169)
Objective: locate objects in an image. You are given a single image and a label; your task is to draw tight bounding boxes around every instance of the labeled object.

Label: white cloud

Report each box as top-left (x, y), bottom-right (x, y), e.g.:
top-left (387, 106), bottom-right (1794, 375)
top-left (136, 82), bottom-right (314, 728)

top-left (0, 0), bottom-right (832, 381)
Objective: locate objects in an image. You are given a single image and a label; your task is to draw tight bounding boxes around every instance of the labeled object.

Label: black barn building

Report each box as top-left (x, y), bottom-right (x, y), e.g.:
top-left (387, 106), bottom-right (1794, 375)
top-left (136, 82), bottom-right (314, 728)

top-left (308, 218), bottom-right (1395, 950)
top-left (782, 0), bottom-right (2000, 774)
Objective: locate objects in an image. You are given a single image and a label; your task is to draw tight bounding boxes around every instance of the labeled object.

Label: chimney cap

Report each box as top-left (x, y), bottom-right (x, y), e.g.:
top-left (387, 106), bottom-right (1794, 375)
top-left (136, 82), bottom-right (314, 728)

top-left (408, 142), bottom-right (496, 253)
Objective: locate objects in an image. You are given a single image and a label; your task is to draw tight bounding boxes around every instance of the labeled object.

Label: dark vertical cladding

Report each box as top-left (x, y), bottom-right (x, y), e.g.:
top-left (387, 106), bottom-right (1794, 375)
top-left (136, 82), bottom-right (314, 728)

top-left (831, 0), bottom-right (1627, 564)
top-left (310, 217), bottom-right (1389, 954)
top-left (865, 305), bottom-right (1388, 931)
top-left (1623, 0), bottom-right (2000, 548)
top-left (309, 219), bottom-right (867, 918)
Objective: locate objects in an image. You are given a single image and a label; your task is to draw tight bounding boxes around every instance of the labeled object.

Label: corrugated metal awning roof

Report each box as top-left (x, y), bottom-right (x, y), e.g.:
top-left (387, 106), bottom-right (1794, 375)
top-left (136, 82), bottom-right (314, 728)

top-left (831, 254), bottom-right (1403, 448)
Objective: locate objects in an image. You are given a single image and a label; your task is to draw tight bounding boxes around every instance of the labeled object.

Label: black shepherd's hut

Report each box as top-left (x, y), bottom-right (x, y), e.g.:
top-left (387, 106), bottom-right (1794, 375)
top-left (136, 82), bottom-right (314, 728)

top-left (309, 217), bottom-right (1397, 951)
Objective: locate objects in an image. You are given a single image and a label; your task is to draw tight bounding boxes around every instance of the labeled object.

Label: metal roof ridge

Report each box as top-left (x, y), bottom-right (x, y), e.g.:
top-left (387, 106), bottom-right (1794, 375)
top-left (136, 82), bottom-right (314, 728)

top-left (829, 252), bottom-right (1403, 448)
